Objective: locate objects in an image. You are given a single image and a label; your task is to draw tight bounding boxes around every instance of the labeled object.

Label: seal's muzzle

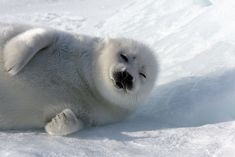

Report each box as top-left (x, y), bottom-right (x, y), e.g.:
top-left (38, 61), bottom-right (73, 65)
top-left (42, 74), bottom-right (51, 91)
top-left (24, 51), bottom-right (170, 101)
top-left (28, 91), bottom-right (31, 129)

top-left (113, 70), bottom-right (133, 91)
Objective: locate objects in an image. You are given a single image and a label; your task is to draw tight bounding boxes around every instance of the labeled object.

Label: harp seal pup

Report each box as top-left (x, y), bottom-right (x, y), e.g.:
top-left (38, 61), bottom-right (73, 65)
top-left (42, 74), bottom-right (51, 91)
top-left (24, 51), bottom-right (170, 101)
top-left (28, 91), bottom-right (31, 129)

top-left (0, 23), bottom-right (158, 136)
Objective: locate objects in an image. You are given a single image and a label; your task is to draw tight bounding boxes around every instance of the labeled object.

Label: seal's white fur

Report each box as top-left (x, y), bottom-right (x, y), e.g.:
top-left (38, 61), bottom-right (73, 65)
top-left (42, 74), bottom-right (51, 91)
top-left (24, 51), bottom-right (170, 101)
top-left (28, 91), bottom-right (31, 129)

top-left (0, 23), bottom-right (158, 135)
top-left (4, 28), bottom-right (56, 75)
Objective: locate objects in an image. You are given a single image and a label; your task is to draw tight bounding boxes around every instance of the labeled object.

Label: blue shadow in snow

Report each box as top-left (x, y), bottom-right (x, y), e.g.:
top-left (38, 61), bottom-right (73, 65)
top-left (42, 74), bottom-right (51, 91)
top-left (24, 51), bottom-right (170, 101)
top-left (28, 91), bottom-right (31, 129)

top-left (72, 69), bottom-right (235, 140)
top-left (136, 69), bottom-right (235, 128)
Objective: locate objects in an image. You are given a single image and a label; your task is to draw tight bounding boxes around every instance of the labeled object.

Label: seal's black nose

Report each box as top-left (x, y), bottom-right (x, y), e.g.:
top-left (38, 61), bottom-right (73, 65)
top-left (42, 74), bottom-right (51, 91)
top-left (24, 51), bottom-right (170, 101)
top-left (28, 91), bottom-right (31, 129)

top-left (114, 70), bottom-right (133, 90)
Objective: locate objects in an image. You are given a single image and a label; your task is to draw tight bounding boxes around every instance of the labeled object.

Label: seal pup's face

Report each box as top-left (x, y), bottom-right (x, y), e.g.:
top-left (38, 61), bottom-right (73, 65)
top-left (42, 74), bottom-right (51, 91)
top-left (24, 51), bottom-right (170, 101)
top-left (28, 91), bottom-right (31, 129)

top-left (94, 38), bottom-right (158, 110)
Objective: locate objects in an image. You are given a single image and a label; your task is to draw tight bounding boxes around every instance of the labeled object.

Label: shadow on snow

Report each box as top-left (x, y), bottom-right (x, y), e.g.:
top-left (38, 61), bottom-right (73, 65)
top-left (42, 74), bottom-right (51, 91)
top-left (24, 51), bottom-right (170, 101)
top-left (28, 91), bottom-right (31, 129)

top-left (75, 69), bottom-right (235, 140)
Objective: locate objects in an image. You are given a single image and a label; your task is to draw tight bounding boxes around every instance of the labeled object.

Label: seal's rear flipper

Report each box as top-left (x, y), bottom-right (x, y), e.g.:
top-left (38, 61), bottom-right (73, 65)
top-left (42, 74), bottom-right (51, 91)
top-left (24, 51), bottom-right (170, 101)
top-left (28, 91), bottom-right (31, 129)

top-left (3, 28), bottom-right (56, 75)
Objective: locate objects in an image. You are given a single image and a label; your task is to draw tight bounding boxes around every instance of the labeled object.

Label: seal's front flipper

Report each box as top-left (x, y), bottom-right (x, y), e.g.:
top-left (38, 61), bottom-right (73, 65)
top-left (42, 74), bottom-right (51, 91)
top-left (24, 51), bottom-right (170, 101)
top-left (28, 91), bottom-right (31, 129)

top-left (3, 28), bottom-right (56, 75)
top-left (45, 108), bottom-right (83, 136)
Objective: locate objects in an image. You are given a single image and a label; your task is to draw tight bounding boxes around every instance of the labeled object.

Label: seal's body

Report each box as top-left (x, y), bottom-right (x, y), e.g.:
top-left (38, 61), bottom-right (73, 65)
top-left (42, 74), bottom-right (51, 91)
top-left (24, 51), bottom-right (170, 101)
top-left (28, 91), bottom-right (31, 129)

top-left (0, 23), bottom-right (158, 135)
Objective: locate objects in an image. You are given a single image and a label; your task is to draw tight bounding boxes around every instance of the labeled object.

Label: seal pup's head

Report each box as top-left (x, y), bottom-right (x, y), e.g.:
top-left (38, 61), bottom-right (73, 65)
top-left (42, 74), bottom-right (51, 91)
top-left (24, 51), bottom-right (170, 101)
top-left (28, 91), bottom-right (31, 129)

top-left (94, 38), bottom-right (158, 110)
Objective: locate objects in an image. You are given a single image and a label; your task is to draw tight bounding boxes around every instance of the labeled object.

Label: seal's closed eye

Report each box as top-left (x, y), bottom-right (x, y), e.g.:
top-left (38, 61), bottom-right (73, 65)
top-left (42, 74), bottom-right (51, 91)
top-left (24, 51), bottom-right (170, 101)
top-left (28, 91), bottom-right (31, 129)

top-left (120, 53), bottom-right (128, 63)
top-left (139, 72), bottom-right (146, 79)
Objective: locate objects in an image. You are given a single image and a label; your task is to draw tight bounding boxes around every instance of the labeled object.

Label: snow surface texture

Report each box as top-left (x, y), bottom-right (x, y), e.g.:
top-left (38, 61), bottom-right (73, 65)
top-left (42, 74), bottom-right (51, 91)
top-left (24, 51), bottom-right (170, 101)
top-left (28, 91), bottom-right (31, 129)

top-left (1, 0), bottom-right (235, 156)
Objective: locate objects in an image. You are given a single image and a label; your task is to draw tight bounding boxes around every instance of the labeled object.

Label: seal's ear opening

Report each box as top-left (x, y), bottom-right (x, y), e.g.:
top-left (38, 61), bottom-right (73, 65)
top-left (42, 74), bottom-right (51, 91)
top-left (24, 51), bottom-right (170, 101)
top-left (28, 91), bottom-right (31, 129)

top-left (3, 28), bottom-right (56, 76)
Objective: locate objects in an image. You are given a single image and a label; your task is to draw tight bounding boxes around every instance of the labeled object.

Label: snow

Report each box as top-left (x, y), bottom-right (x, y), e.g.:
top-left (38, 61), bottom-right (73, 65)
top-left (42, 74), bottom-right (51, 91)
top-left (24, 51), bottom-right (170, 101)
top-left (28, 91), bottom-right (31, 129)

top-left (1, 0), bottom-right (235, 156)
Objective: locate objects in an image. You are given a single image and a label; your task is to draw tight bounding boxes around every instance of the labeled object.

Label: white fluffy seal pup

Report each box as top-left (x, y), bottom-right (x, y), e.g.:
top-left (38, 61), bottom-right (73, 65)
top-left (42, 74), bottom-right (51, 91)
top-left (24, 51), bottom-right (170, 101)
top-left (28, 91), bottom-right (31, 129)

top-left (0, 23), bottom-right (158, 136)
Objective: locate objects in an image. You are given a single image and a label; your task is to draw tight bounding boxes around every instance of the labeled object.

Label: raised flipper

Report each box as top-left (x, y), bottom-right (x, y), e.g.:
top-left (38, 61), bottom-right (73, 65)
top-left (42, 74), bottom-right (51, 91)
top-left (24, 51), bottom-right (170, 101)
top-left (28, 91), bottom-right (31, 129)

top-left (3, 28), bottom-right (56, 75)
